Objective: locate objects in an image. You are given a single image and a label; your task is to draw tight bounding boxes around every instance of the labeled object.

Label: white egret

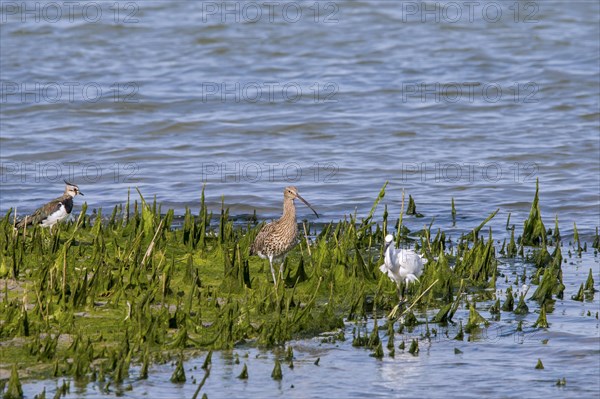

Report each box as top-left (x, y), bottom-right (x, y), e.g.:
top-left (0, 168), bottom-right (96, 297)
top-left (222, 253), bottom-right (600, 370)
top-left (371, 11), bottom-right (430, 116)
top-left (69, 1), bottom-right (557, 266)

top-left (379, 234), bottom-right (426, 304)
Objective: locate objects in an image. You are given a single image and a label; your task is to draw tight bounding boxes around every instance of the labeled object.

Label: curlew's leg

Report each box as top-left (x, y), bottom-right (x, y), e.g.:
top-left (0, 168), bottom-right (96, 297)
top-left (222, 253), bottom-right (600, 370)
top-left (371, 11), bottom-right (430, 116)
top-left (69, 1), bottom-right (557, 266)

top-left (279, 256), bottom-right (286, 282)
top-left (268, 255), bottom-right (277, 286)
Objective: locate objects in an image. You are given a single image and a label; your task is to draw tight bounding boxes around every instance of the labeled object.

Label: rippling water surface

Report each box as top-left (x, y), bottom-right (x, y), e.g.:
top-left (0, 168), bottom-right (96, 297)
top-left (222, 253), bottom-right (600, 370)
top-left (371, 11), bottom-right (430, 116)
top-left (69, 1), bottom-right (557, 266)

top-left (1, 0), bottom-right (599, 397)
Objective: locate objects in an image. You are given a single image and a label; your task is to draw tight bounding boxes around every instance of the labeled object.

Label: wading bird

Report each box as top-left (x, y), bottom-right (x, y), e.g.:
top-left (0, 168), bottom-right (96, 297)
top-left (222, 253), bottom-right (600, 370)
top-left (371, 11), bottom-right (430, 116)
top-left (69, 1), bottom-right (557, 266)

top-left (16, 181), bottom-right (83, 229)
top-left (379, 234), bottom-right (425, 304)
top-left (250, 186), bottom-right (319, 286)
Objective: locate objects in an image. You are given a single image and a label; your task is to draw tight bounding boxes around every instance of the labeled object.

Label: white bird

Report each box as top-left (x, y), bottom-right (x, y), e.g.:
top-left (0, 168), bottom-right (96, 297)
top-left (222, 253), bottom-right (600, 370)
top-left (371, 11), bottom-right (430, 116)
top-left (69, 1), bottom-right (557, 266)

top-left (379, 234), bottom-right (426, 304)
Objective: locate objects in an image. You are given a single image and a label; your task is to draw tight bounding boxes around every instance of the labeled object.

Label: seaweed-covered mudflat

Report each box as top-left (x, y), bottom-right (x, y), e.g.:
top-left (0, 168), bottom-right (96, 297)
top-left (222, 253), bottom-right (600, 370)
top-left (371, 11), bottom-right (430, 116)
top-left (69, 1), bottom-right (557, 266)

top-left (1, 181), bottom-right (598, 398)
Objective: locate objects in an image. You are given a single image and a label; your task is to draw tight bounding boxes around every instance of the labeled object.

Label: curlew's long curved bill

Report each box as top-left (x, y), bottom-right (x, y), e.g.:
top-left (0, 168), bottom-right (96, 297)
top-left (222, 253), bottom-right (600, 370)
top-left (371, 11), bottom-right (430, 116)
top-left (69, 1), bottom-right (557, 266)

top-left (296, 194), bottom-right (319, 218)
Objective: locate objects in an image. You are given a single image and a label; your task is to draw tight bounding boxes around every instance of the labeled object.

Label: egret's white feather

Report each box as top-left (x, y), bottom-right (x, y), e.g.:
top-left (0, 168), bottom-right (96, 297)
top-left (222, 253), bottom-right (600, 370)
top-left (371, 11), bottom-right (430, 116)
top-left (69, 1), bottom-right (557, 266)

top-left (380, 234), bottom-right (424, 287)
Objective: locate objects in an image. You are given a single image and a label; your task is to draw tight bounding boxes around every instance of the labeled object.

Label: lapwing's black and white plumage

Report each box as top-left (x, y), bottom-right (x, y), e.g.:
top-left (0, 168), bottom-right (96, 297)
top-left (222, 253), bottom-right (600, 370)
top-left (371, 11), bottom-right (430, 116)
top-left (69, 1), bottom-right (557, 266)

top-left (16, 181), bottom-right (83, 229)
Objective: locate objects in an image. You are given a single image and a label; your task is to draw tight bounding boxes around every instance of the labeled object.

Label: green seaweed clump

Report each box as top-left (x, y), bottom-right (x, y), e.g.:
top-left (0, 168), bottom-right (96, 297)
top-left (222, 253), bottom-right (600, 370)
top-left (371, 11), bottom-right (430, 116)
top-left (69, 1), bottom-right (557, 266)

top-left (501, 287), bottom-right (514, 312)
top-left (535, 359), bottom-right (544, 369)
top-left (406, 195), bottom-right (424, 218)
top-left (271, 358), bottom-right (282, 380)
top-left (521, 179), bottom-right (546, 246)
top-left (533, 306), bottom-right (549, 328)
top-left (408, 339), bottom-right (419, 355)
top-left (170, 357), bottom-right (186, 383)
top-left (514, 294), bottom-right (529, 315)
top-left (584, 268), bottom-right (596, 293)
top-left (464, 304), bottom-right (489, 333)
top-left (453, 321), bottom-right (464, 341)
top-left (370, 342), bottom-right (384, 359)
top-left (4, 365), bottom-right (23, 399)
top-left (571, 284), bottom-right (584, 302)
top-left (237, 363), bottom-right (248, 380)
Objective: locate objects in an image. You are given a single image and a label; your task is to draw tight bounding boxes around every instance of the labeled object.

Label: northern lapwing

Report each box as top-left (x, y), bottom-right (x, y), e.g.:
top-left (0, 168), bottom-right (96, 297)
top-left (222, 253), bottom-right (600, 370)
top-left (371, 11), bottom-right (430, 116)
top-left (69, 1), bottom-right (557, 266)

top-left (250, 186), bottom-right (319, 286)
top-left (16, 181), bottom-right (84, 229)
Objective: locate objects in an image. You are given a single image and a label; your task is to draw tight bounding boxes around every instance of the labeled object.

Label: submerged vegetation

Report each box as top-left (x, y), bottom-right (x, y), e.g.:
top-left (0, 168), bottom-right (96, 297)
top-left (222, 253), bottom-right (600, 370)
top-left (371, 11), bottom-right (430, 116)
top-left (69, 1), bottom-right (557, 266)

top-left (0, 182), bottom-right (597, 396)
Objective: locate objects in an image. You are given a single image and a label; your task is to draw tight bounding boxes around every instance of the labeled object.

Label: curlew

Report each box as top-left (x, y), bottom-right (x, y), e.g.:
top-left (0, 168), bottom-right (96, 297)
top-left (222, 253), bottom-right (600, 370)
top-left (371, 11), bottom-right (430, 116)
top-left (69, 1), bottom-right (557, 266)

top-left (16, 181), bottom-right (83, 229)
top-left (250, 186), bottom-right (319, 286)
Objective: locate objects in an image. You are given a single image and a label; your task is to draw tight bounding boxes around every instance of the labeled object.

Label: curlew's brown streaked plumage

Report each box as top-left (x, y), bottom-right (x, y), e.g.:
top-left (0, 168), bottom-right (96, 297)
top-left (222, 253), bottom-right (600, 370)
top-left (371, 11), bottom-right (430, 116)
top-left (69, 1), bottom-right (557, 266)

top-left (250, 186), bottom-right (319, 286)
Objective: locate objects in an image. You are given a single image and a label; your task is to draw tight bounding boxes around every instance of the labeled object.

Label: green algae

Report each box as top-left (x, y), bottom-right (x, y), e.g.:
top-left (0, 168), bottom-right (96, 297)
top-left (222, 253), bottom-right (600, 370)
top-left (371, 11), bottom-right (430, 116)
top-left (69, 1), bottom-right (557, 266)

top-left (506, 227), bottom-right (518, 257)
top-left (270, 358), bottom-right (282, 380)
top-left (502, 287), bottom-right (515, 312)
top-left (521, 179), bottom-right (546, 246)
top-left (551, 216), bottom-right (561, 245)
top-left (4, 365), bottom-right (23, 399)
top-left (464, 304), bottom-right (489, 334)
top-left (0, 182), bottom-right (596, 391)
top-left (533, 305), bottom-right (549, 328)
top-left (573, 222), bottom-right (582, 255)
top-left (170, 357), bottom-right (186, 383)
top-left (451, 198), bottom-right (456, 226)
top-left (191, 366), bottom-right (211, 399)
top-left (237, 363), bottom-right (248, 380)
top-left (514, 293), bottom-right (529, 315)
top-left (572, 284), bottom-right (585, 302)
top-left (33, 387), bottom-right (45, 399)
top-left (584, 268), bottom-right (595, 294)
top-left (406, 195), bottom-right (424, 218)
top-left (370, 342), bottom-right (384, 359)
top-left (535, 359), bottom-right (544, 369)
top-left (408, 339), bottom-right (419, 355)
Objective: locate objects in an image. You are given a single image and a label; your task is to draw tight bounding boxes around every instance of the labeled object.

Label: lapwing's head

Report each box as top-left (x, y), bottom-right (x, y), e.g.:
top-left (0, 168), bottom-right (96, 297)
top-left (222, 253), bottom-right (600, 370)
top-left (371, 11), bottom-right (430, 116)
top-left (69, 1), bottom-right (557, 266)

top-left (64, 181), bottom-right (83, 197)
top-left (284, 186), bottom-right (319, 218)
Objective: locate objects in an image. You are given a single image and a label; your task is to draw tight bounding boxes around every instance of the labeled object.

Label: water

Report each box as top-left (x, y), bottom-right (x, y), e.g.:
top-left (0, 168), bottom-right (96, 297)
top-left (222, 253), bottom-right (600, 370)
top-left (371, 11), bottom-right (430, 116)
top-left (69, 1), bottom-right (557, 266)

top-left (1, 0), bottom-right (599, 397)
top-left (18, 250), bottom-right (600, 399)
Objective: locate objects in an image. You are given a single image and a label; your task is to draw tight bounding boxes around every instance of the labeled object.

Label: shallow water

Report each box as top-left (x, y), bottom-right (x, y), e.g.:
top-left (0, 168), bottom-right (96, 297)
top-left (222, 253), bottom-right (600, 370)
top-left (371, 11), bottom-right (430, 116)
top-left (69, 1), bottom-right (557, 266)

top-left (1, 0), bottom-right (599, 397)
top-left (19, 248), bottom-right (600, 399)
top-left (1, 1), bottom-right (598, 236)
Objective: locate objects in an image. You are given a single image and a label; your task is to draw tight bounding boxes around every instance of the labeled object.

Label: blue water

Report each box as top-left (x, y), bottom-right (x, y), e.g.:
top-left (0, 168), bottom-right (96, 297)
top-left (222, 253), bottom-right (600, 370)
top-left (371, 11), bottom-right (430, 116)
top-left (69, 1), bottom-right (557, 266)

top-left (1, 1), bottom-right (599, 397)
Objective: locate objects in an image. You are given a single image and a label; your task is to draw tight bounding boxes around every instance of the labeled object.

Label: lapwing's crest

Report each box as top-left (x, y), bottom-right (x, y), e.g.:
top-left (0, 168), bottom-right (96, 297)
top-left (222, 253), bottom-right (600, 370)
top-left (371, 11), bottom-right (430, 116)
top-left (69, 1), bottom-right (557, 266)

top-left (16, 180), bottom-right (84, 229)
